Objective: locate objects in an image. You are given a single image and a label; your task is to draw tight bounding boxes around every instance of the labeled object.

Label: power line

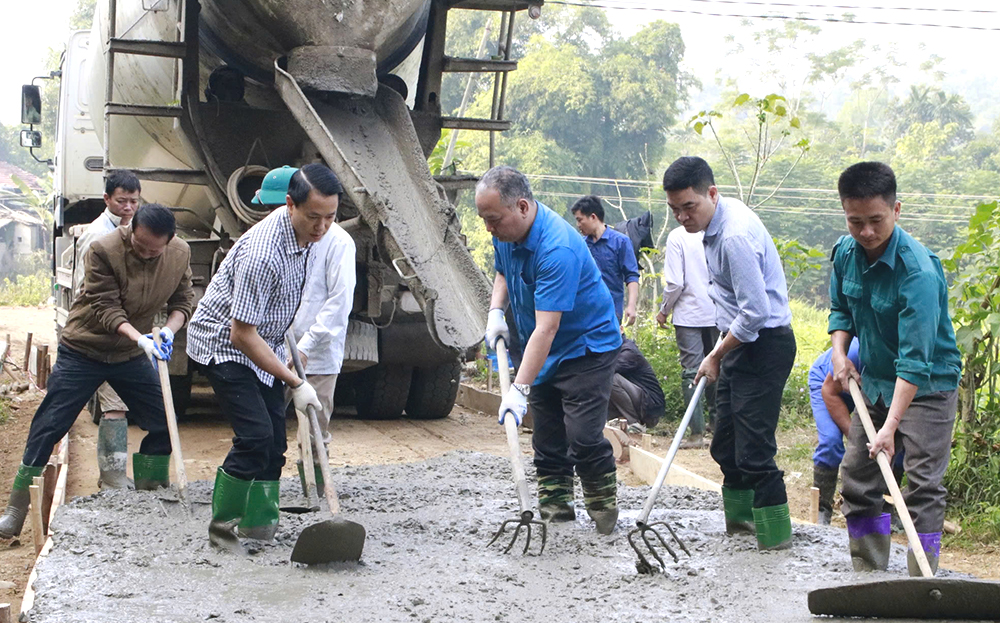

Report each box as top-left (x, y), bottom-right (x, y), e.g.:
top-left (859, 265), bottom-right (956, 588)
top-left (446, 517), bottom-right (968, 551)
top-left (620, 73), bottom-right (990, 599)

top-left (595, 0), bottom-right (997, 16)
top-left (546, 0), bottom-right (1000, 31)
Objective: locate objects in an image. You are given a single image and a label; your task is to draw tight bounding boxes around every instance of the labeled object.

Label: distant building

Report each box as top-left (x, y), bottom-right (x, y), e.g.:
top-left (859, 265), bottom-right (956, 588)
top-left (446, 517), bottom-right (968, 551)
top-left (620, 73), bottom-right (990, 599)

top-left (0, 161), bottom-right (48, 276)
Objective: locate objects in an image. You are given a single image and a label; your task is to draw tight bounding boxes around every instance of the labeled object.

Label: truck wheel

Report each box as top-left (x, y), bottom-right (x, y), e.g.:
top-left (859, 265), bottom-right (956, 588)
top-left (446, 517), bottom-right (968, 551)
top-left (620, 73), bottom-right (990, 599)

top-left (170, 371), bottom-right (193, 422)
top-left (354, 363), bottom-right (412, 420)
top-left (405, 361), bottom-right (461, 420)
top-left (342, 320), bottom-right (379, 373)
top-left (88, 393), bottom-right (102, 425)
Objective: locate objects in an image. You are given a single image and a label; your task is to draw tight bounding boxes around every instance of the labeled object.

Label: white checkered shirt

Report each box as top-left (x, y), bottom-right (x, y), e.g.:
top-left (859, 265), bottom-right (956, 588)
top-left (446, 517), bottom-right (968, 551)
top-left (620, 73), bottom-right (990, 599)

top-left (186, 207), bottom-right (311, 385)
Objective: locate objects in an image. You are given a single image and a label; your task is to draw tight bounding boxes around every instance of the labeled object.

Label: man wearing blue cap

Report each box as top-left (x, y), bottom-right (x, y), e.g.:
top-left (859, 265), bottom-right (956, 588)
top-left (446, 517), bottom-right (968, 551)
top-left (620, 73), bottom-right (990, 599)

top-left (253, 164), bottom-right (357, 489)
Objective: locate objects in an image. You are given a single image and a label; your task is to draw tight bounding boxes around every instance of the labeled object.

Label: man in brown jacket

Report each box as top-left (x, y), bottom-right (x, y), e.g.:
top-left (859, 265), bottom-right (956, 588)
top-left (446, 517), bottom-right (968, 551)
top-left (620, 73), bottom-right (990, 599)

top-left (0, 204), bottom-right (194, 539)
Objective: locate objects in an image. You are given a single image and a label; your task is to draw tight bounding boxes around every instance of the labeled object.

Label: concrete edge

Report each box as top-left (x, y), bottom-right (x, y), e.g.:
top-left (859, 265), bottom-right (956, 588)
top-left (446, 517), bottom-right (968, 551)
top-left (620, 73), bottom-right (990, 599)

top-left (456, 383), bottom-right (534, 429)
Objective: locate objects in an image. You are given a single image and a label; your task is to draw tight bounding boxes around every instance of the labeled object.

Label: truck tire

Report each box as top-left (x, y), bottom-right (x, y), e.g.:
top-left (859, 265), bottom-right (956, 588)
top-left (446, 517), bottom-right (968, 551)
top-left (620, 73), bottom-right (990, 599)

top-left (405, 361), bottom-right (461, 420)
top-left (170, 371), bottom-right (193, 422)
top-left (354, 363), bottom-right (412, 420)
top-left (342, 320), bottom-right (379, 373)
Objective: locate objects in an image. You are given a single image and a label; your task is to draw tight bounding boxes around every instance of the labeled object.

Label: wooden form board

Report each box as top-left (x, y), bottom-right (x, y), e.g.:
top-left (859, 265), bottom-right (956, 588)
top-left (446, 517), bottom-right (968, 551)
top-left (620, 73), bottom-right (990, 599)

top-left (627, 446), bottom-right (722, 494)
top-left (20, 435), bottom-right (69, 621)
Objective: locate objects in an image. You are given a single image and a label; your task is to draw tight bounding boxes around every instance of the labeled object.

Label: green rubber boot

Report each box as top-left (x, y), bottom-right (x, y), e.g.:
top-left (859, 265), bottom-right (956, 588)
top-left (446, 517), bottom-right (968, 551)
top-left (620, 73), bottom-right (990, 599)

top-left (537, 474), bottom-right (575, 522)
top-left (132, 453), bottom-right (170, 490)
top-left (209, 467), bottom-right (252, 552)
top-left (238, 480), bottom-right (280, 541)
top-left (296, 460), bottom-right (326, 498)
top-left (753, 503), bottom-right (793, 551)
top-left (581, 471), bottom-right (618, 535)
top-left (722, 486), bottom-right (756, 535)
top-left (0, 464), bottom-right (45, 539)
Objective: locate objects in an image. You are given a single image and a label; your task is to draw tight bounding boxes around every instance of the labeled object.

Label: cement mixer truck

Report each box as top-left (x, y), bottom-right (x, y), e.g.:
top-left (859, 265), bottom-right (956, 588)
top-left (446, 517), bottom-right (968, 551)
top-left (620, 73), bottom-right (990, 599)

top-left (20, 0), bottom-right (542, 419)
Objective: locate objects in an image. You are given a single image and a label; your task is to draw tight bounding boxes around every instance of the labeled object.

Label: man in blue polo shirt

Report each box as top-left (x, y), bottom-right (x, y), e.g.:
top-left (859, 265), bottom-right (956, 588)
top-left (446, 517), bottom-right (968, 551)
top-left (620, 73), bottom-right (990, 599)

top-left (809, 338), bottom-right (861, 525)
top-left (571, 195), bottom-right (640, 326)
top-left (477, 166), bottom-right (623, 534)
top-left (829, 161), bottom-right (961, 576)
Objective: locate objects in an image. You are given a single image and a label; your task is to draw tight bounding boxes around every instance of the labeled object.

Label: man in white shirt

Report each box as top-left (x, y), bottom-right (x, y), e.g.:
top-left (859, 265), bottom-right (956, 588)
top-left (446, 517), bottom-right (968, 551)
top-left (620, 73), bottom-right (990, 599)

top-left (656, 225), bottom-right (718, 448)
top-left (252, 165), bottom-right (357, 491)
top-left (73, 169), bottom-right (142, 489)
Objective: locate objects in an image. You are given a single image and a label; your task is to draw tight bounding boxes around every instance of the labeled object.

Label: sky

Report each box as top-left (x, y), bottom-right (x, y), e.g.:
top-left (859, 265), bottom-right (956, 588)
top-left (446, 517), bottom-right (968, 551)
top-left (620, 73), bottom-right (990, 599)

top-left (1, 0), bottom-right (998, 126)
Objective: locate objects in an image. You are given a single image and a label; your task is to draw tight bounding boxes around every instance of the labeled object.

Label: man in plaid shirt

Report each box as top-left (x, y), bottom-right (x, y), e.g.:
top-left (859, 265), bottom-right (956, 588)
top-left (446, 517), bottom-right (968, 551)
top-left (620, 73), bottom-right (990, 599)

top-left (187, 163), bottom-right (342, 549)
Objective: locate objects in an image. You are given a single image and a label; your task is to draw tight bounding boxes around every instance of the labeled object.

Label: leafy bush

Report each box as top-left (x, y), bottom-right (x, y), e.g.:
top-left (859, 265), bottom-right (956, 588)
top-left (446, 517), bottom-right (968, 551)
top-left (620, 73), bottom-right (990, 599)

top-left (0, 271), bottom-right (51, 306)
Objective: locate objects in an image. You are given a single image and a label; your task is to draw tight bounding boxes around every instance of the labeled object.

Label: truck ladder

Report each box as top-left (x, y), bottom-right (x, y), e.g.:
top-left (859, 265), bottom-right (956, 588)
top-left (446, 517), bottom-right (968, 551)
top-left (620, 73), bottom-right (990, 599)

top-left (102, 0), bottom-right (209, 186)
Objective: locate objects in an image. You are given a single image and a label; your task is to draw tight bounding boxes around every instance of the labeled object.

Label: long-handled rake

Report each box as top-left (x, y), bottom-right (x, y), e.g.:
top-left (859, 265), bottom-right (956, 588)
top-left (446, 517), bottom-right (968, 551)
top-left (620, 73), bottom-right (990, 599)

top-left (628, 376), bottom-right (707, 574)
top-left (486, 337), bottom-right (546, 555)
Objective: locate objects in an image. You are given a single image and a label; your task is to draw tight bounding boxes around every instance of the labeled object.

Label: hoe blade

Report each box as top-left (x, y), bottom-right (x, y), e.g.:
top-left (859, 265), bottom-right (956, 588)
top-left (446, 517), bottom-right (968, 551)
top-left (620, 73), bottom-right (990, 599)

top-left (808, 577), bottom-right (1000, 619)
top-left (290, 518), bottom-right (366, 565)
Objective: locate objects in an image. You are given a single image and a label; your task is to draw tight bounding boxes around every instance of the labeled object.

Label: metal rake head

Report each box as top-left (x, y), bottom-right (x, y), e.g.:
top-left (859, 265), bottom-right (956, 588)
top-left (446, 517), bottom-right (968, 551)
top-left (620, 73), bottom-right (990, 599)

top-left (628, 520), bottom-right (691, 574)
top-left (487, 510), bottom-right (547, 555)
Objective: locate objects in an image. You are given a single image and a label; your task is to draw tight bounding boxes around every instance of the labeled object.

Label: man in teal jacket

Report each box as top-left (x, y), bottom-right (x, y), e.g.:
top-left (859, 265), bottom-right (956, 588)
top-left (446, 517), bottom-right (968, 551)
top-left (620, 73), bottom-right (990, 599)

top-left (828, 161), bottom-right (961, 576)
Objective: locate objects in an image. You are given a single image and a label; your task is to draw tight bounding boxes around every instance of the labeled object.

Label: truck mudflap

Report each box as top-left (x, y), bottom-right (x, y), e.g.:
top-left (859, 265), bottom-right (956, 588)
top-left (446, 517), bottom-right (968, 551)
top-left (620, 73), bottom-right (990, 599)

top-left (273, 61), bottom-right (489, 353)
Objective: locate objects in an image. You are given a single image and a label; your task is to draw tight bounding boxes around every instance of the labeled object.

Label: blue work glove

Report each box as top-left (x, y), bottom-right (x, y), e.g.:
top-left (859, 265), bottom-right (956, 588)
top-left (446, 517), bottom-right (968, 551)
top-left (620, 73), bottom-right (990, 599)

top-left (158, 326), bottom-right (174, 355)
top-left (498, 385), bottom-right (527, 426)
top-left (137, 335), bottom-right (170, 362)
top-left (485, 308), bottom-right (509, 350)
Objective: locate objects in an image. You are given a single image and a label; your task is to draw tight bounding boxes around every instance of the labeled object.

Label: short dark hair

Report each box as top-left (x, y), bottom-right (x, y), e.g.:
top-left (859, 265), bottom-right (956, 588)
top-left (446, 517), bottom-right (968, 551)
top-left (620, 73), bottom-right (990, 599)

top-left (105, 169), bottom-right (141, 196)
top-left (132, 203), bottom-right (176, 240)
top-left (570, 195), bottom-right (605, 221)
top-left (287, 163), bottom-right (344, 205)
top-left (662, 157), bottom-right (715, 194)
top-left (838, 161), bottom-right (897, 206)
top-left (476, 165), bottom-right (534, 207)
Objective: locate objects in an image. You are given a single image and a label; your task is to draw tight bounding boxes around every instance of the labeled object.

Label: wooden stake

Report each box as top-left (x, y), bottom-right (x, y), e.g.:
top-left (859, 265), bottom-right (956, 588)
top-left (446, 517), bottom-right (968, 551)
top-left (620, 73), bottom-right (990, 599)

top-left (29, 477), bottom-right (44, 555)
top-left (23, 332), bottom-right (32, 370)
top-left (809, 486), bottom-right (820, 524)
top-left (641, 433), bottom-right (652, 451)
top-left (37, 345), bottom-right (49, 389)
top-left (41, 463), bottom-right (56, 535)
top-left (0, 602), bottom-right (11, 623)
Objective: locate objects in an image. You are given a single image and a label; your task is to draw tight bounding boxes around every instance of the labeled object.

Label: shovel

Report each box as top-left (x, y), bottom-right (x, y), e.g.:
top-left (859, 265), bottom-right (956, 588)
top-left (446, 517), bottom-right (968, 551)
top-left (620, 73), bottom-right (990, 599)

top-left (807, 377), bottom-right (1000, 618)
top-left (152, 328), bottom-right (190, 515)
top-left (485, 337), bottom-right (546, 555)
top-left (285, 336), bottom-right (366, 565)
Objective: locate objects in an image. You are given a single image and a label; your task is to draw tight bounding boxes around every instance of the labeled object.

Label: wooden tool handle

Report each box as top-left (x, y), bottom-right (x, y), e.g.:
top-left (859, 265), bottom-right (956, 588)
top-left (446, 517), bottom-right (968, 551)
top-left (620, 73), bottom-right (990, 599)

top-left (153, 328), bottom-right (187, 493)
top-left (847, 378), bottom-right (933, 578)
top-left (286, 332), bottom-right (341, 516)
top-left (495, 338), bottom-right (531, 515)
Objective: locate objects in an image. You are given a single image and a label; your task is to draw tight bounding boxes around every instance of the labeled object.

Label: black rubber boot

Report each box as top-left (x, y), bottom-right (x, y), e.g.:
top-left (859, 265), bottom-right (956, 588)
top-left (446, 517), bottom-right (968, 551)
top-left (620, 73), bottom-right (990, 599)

top-left (813, 464), bottom-right (839, 526)
top-left (0, 464), bottom-right (44, 539)
top-left (847, 513), bottom-right (891, 571)
top-left (537, 474), bottom-right (575, 522)
top-left (581, 471), bottom-right (618, 535)
top-left (97, 417), bottom-right (132, 490)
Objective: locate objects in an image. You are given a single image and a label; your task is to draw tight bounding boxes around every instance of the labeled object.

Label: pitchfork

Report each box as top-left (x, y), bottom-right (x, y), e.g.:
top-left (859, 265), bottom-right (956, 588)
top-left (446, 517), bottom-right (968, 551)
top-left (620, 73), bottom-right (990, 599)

top-left (486, 337), bottom-right (546, 556)
top-left (627, 376), bottom-right (708, 573)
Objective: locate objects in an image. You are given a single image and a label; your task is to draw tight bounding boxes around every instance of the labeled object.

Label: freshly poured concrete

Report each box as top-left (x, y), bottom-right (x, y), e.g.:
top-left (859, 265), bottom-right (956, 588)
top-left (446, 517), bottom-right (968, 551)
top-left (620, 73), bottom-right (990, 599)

top-left (28, 451), bottom-right (963, 622)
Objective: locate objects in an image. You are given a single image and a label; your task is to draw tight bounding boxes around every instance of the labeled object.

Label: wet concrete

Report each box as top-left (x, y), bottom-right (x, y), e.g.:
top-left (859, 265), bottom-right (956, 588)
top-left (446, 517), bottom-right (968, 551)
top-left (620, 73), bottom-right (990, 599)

top-left (28, 451), bottom-right (970, 622)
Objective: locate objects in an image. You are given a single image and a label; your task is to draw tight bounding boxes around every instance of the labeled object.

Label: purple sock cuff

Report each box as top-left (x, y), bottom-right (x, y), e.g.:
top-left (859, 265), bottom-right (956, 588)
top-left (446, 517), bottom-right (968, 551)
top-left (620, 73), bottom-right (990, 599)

top-left (912, 532), bottom-right (942, 557)
top-left (847, 513), bottom-right (891, 539)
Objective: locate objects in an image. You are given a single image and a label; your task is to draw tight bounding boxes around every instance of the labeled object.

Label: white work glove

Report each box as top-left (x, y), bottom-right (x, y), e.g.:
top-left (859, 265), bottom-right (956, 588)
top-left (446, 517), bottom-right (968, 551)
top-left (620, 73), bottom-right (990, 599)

top-left (290, 379), bottom-right (322, 414)
top-left (485, 308), bottom-right (510, 350)
top-left (498, 385), bottom-right (527, 426)
top-left (137, 335), bottom-right (170, 362)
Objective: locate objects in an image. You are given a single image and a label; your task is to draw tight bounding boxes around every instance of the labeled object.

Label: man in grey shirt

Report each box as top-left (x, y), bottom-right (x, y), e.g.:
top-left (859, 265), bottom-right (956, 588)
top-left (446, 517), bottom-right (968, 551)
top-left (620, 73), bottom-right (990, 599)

top-left (662, 156), bottom-right (796, 551)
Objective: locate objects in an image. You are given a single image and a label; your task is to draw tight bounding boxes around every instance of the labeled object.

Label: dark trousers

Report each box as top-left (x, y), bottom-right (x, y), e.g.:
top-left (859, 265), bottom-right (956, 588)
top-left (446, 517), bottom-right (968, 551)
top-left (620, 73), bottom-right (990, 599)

top-left (608, 373), bottom-right (645, 427)
top-left (530, 347), bottom-right (619, 480)
top-left (709, 326), bottom-right (796, 508)
top-left (841, 390), bottom-right (956, 533)
top-left (22, 345), bottom-right (170, 467)
top-left (197, 361), bottom-right (287, 481)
